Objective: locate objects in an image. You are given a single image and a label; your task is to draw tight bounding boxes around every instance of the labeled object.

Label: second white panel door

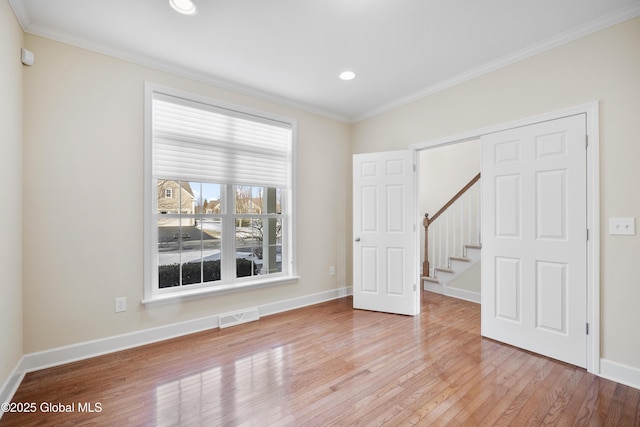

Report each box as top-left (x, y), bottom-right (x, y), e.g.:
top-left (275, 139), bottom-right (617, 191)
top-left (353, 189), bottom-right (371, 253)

top-left (481, 114), bottom-right (588, 368)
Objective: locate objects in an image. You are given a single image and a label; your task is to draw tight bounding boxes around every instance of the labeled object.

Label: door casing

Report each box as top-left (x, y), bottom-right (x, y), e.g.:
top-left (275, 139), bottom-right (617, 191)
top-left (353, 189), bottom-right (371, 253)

top-left (409, 102), bottom-right (600, 374)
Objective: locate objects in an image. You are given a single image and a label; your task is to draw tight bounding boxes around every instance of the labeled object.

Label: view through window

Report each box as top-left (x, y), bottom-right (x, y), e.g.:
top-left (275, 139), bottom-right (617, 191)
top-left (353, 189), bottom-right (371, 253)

top-left (145, 85), bottom-right (294, 298)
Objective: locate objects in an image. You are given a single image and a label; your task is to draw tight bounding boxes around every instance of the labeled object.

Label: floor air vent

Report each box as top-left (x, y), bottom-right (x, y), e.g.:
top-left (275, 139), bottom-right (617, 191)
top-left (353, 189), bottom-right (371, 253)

top-left (219, 308), bottom-right (260, 329)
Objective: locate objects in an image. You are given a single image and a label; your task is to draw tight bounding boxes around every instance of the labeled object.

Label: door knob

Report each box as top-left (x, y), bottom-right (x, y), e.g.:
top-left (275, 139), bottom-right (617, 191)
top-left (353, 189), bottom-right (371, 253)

top-left (355, 237), bottom-right (361, 242)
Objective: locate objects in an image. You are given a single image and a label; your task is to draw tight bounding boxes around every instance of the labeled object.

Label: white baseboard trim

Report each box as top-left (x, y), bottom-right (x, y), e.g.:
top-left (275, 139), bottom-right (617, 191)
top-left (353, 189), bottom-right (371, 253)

top-left (444, 287), bottom-right (481, 304)
top-left (0, 357), bottom-right (26, 419)
top-left (15, 286), bottom-right (352, 378)
top-left (600, 358), bottom-right (640, 391)
top-left (423, 281), bottom-right (443, 294)
top-left (423, 282), bottom-right (481, 304)
top-left (259, 286), bottom-right (352, 317)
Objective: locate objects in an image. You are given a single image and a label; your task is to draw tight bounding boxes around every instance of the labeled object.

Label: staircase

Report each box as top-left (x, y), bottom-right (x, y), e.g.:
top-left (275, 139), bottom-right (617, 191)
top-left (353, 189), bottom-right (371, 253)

top-left (423, 244), bottom-right (481, 302)
top-left (422, 173), bottom-right (481, 303)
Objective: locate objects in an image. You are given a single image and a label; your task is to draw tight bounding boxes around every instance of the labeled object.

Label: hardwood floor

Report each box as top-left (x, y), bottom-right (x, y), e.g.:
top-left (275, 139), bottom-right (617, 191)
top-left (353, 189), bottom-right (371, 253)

top-left (2, 292), bottom-right (639, 426)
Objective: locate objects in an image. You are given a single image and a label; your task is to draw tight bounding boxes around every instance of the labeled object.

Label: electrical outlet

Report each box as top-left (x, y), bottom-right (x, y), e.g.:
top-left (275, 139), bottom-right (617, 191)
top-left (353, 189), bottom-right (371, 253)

top-left (115, 297), bottom-right (127, 313)
top-left (329, 266), bottom-right (336, 276)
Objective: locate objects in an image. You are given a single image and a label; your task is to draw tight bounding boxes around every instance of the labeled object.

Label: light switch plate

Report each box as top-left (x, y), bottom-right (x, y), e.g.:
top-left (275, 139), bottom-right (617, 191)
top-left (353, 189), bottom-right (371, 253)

top-left (609, 218), bottom-right (635, 236)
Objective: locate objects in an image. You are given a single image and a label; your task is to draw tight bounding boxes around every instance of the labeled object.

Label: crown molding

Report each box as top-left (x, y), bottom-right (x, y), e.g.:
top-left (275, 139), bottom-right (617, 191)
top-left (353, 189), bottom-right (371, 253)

top-left (9, 0), bottom-right (639, 125)
top-left (354, 3), bottom-right (640, 123)
top-left (32, 28), bottom-right (353, 123)
top-left (7, 0), bottom-right (30, 30)
top-left (8, 1), bottom-right (351, 123)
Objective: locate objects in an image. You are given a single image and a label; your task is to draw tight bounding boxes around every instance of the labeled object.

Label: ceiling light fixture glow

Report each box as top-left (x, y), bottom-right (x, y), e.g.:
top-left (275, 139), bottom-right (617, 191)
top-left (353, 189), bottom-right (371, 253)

top-left (339, 71), bottom-right (356, 81)
top-left (170, 0), bottom-right (198, 15)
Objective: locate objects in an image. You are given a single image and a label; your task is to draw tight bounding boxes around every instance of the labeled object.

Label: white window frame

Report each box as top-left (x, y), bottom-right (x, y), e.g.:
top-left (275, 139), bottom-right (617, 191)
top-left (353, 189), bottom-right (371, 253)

top-left (143, 83), bottom-right (297, 304)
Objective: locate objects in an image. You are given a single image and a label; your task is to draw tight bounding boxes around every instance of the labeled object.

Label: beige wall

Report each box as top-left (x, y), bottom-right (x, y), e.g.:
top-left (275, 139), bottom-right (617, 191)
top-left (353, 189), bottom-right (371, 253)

top-left (0, 2), bottom-right (24, 388)
top-left (419, 140), bottom-right (480, 218)
top-left (419, 140), bottom-right (481, 293)
top-left (8, 4), bottom-right (640, 382)
top-left (22, 34), bottom-right (351, 353)
top-left (448, 263), bottom-right (481, 294)
top-left (353, 17), bottom-right (640, 369)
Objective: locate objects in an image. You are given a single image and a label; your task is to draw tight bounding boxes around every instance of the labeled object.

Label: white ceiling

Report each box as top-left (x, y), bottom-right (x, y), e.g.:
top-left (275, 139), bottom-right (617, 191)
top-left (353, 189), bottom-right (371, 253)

top-left (9, 0), bottom-right (640, 122)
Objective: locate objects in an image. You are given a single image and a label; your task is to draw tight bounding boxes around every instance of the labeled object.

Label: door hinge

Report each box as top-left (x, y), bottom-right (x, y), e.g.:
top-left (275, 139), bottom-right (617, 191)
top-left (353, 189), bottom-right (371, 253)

top-left (413, 163), bottom-right (416, 172)
top-left (586, 229), bottom-right (589, 241)
top-left (413, 284), bottom-right (417, 292)
top-left (585, 135), bottom-right (589, 148)
top-left (586, 323), bottom-right (589, 335)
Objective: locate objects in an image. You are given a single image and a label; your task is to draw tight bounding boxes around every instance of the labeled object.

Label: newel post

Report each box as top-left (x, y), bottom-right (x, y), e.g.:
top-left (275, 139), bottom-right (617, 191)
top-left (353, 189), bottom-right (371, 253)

top-left (423, 213), bottom-right (430, 277)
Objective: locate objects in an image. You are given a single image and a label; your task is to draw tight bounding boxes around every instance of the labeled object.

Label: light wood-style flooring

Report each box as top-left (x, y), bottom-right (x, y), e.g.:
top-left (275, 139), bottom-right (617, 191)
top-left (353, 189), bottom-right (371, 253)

top-left (2, 292), bottom-right (639, 426)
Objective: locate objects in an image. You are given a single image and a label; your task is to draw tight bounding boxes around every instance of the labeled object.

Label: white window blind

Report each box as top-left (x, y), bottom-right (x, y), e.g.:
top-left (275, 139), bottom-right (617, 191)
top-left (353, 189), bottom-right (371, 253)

top-left (152, 93), bottom-right (292, 188)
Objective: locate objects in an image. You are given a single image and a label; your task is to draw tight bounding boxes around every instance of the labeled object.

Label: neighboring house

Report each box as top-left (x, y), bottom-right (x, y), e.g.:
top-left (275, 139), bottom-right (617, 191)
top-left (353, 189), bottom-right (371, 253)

top-left (156, 181), bottom-right (216, 232)
top-left (204, 199), bottom-right (220, 214)
top-left (157, 180), bottom-right (195, 215)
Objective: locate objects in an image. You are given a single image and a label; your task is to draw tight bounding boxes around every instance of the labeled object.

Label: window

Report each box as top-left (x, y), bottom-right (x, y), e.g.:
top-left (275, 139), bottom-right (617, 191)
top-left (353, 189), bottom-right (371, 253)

top-left (144, 84), bottom-right (296, 301)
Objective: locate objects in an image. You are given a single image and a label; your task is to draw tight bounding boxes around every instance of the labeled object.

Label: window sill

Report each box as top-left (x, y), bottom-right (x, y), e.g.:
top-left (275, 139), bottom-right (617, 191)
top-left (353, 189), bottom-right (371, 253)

top-left (142, 275), bottom-right (300, 306)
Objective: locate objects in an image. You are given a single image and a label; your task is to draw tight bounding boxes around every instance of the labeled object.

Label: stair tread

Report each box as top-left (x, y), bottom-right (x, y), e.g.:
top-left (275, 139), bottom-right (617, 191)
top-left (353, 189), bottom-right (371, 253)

top-left (450, 256), bottom-right (470, 262)
top-left (422, 276), bottom-right (440, 283)
top-left (434, 267), bottom-right (454, 273)
top-left (465, 244), bottom-right (482, 249)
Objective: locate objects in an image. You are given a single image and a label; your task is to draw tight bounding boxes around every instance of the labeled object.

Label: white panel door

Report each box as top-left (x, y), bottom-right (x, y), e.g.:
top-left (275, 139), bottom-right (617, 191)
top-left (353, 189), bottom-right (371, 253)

top-left (481, 114), bottom-right (587, 367)
top-left (353, 150), bottom-right (419, 315)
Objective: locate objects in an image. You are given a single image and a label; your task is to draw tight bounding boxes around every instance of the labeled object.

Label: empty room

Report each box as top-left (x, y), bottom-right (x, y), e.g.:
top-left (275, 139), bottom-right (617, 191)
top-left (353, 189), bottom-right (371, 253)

top-left (1, 0), bottom-right (639, 425)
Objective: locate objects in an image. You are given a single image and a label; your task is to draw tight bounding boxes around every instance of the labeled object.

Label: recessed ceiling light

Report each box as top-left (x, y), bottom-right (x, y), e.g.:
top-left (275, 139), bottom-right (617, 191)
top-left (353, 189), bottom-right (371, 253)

top-left (339, 71), bottom-right (356, 81)
top-left (170, 0), bottom-right (198, 15)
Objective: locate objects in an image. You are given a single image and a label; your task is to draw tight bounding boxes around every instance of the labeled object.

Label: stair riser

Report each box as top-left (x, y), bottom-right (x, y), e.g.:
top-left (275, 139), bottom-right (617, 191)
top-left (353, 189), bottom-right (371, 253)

top-left (430, 247), bottom-right (481, 286)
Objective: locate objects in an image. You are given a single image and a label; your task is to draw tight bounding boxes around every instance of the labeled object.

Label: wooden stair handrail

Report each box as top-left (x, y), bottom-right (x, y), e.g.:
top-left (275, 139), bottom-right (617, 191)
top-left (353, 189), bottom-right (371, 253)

top-left (428, 173), bottom-right (481, 225)
top-left (423, 172), bottom-right (481, 277)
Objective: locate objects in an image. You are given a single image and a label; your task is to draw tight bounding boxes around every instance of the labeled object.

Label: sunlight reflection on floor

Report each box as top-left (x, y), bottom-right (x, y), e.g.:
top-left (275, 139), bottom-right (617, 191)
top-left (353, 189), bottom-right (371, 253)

top-left (155, 346), bottom-right (287, 425)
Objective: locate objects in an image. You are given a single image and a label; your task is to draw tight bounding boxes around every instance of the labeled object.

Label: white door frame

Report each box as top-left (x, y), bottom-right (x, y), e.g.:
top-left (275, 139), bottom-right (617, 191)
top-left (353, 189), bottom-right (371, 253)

top-left (410, 102), bottom-right (600, 374)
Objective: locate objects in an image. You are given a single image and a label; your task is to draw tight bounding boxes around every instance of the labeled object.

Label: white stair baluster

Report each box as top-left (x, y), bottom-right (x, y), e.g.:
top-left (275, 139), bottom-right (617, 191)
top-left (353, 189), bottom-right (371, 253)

top-left (467, 190), bottom-right (472, 253)
top-left (445, 212), bottom-right (450, 268)
top-left (451, 205), bottom-right (456, 260)
top-left (477, 181), bottom-right (482, 245)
